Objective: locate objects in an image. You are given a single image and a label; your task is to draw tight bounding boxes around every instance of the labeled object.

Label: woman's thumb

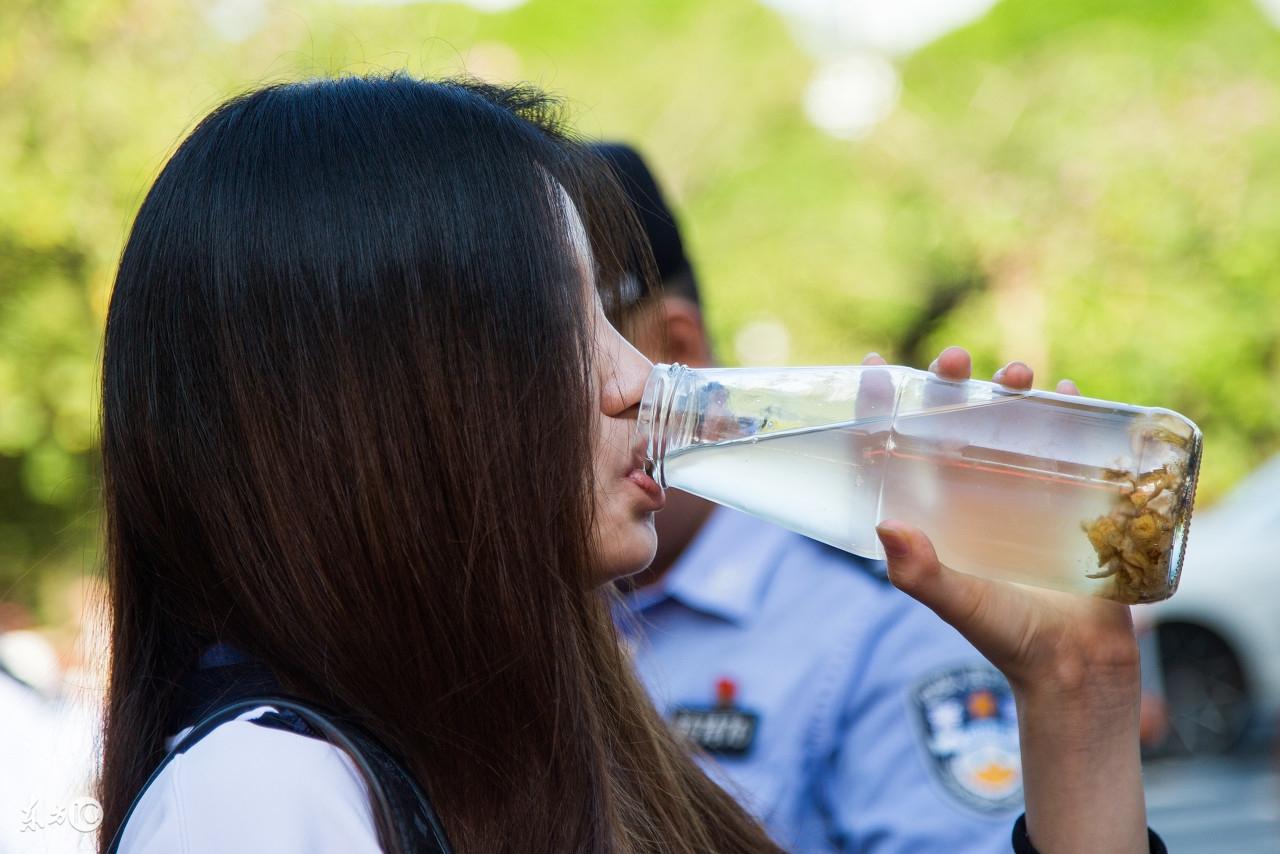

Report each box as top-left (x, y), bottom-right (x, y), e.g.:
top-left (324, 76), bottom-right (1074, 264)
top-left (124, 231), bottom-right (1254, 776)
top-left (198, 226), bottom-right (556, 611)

top-left (876, 520), bottom-right (984, 630)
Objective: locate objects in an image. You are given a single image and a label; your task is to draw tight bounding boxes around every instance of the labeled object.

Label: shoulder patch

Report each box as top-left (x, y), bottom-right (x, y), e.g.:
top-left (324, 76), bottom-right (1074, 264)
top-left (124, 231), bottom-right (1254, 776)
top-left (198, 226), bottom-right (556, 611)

top-left (910, 664), bottom-right (1022, 814)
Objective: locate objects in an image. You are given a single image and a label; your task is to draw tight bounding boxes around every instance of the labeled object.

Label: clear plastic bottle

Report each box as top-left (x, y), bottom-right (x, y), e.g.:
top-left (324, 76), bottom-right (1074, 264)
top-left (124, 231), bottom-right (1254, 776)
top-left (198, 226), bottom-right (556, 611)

top-left (637, 363), bottom-right (1202, 604)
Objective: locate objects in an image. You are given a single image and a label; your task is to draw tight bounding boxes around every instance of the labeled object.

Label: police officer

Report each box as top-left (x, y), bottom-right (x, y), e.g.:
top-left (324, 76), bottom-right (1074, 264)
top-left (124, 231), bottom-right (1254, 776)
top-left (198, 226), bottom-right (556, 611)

top-left (598, 142), bottom-right (1025, 853)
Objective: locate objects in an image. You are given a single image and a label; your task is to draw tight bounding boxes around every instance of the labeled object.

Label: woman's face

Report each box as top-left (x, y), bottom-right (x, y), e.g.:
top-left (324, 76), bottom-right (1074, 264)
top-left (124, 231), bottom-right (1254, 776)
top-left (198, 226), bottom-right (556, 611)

top-left (561, 187), bottom-right (665, 582)
top-left (587, 290), bottom-right (666, 581)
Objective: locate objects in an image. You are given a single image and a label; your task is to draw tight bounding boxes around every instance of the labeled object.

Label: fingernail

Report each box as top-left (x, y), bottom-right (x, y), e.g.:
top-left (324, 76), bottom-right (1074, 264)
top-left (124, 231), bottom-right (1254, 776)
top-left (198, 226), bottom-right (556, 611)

top-left (865, 351), bottom-right (881, 361)
top-left (875, 523), bottom-right (911, 558)
top-left (928, 359), bottom-right (940, 373)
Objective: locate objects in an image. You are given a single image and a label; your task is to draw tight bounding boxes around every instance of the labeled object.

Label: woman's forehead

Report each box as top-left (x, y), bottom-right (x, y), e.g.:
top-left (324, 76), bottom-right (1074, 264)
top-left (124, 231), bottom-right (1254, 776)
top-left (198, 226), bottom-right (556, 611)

top-left (554, 181), bottom-right (594, 279)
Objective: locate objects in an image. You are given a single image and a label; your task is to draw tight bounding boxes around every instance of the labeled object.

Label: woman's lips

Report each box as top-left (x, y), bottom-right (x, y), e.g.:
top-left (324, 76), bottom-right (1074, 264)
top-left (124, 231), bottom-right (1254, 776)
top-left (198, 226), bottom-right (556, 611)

top-left (626, 468), bottom-right (666, 512)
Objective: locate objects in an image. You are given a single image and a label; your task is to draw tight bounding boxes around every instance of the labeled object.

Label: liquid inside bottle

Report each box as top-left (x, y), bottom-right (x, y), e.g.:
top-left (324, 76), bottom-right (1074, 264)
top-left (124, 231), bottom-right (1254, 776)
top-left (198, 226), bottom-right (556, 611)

top-left (641, 364), bottom-right (1201, 604)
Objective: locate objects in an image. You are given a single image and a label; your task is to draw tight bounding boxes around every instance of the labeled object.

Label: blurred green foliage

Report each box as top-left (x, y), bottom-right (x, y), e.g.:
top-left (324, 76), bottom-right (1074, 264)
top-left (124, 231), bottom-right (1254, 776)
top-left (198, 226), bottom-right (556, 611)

top-left (1, 0), bottom-right (1277, 605)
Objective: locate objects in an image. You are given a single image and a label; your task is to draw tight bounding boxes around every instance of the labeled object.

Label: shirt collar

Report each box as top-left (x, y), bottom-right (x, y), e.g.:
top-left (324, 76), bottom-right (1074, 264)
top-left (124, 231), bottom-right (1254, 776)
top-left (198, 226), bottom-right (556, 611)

top-left (630, 507), bottom-right (793, 625)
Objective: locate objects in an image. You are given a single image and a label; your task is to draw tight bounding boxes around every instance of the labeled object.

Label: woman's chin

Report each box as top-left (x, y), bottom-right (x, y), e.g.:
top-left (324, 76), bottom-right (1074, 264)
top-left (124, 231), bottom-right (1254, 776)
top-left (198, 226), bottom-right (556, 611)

top-left (593, 519), bottom-right (658, 584)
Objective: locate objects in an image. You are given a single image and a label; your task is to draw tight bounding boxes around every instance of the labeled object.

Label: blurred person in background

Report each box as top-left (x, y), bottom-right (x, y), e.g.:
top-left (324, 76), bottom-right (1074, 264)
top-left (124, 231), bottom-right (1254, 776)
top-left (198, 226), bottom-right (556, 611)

top-left (0, 601), bottom-right (98, 854)
top-left (601, 141), bottom-right (1034, 852)
top-left (0, 662), bottom-right (54, 854)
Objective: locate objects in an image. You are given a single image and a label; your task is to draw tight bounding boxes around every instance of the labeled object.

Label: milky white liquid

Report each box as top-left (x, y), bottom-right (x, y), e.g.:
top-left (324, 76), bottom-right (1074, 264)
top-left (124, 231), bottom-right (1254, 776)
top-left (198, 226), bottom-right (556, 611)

top-left (662, 406), bottom-right (1125, 594)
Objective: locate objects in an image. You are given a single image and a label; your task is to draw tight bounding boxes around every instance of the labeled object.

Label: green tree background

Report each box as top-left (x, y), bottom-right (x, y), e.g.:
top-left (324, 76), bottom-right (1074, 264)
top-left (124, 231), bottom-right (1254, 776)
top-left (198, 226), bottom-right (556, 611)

top-left (2, 0), bottom-right (1278, 613)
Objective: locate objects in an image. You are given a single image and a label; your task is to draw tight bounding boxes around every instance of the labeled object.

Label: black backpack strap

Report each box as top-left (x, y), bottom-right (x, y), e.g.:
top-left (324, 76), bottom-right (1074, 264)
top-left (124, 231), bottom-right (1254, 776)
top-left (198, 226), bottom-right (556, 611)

top-left (106, 695), bottom-right (453, 854)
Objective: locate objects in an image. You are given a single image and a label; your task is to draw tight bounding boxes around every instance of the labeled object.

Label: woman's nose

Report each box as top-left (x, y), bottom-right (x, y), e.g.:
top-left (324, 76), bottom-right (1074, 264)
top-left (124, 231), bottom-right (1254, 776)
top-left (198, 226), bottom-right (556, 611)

top-left (601, 332), bottom-right (653, 420)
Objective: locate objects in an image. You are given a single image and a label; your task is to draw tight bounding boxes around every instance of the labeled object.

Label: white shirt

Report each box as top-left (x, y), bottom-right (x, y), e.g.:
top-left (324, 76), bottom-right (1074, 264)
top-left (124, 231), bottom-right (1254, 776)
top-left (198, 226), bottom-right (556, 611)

top-left (119, 706), bottom-right (382, 853)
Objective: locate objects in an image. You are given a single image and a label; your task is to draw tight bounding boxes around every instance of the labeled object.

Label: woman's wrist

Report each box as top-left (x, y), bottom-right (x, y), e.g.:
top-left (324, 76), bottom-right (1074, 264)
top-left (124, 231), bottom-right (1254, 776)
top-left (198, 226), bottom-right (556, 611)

top-left (1006, 611), bottom-right (1142, 709)
top-left (1013, 671), bottom-right (1141, 764)
top-left (1010, 657), bottom-right (1140, 717)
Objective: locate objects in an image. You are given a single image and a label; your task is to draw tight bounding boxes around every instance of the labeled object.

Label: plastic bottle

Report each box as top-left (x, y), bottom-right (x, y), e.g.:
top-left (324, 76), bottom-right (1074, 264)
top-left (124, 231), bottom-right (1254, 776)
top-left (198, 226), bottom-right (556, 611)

top-left (636, 363), bottom-right (1202, 604)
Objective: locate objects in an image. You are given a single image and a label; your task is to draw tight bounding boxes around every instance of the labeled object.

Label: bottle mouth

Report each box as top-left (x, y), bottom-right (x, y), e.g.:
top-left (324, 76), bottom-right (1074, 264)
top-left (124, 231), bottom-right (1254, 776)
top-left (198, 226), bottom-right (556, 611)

top-left (636, 363), bottom-right (687, 489)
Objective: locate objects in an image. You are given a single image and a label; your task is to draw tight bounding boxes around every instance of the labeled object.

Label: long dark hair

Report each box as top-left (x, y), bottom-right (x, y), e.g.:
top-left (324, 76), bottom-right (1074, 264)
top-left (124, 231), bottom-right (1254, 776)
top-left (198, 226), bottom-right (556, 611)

top-left (98, 76), bottom-right (778, 853)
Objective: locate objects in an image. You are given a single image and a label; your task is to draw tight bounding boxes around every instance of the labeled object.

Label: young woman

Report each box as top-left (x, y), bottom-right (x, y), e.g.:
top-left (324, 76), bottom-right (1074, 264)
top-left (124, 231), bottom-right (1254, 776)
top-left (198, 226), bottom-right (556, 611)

top-left (99, 75), bottom-right (1157, 853)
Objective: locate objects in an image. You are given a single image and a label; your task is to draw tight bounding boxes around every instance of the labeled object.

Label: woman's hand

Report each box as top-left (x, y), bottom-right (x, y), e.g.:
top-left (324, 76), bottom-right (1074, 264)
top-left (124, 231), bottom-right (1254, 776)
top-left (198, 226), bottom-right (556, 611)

top-left (865, 346), bottom-right (1149, 854)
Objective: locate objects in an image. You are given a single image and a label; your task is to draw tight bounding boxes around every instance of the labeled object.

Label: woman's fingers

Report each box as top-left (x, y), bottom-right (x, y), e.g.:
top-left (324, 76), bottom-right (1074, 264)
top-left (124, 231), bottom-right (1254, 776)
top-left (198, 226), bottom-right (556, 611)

top-left (992, 360), bottom-right (1034, 390)
top-left (927, 346), bottom-right (971, 381)
top-left (1056, 378), bottom-right (1080, 396)
top-left (924, 350), bottom-right (1052, 392)
top-left (855, 352), bottom-right (895, 420)
top-left (925, 346), bottom-right (972, 409)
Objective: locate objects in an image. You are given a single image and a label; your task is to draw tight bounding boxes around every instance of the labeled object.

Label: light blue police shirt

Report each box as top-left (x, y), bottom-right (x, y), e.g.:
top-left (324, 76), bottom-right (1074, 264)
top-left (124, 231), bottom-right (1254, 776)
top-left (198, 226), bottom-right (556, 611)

top-left (619, 508), bottom-right (1022, 853)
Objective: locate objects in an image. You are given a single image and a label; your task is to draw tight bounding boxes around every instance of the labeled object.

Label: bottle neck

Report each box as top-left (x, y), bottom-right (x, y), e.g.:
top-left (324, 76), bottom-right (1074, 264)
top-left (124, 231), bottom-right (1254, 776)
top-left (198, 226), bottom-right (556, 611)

top-left (635, 362), bottom-right (692, 489)
top-left (637, 361), bottom-right (921, 489)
